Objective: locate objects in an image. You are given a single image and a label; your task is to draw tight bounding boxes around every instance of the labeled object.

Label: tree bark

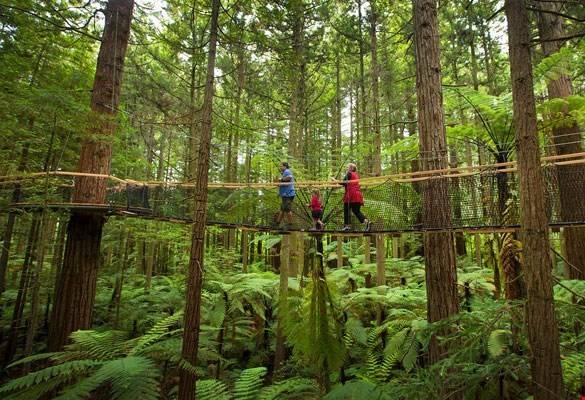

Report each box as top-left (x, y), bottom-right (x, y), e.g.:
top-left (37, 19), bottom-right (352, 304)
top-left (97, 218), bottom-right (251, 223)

top-left (48, 0), bottom-right (135, 352)
top-left (287, 0), bottom-right (306, 159)
top-left (336, 236), bottom-right (344, 268)
top-left (412, 0), bottom-right (460, 370)
top-left (536, 0), bottom-right (585, 280)
top-left (0, 144), bottom-right (29, 295)
top-left (177, 0), bottom-right (219, 397)
top-left (370, 0), bottom-right (382, 176)
top-left (505, 1), bottom-right (565, 398)
top-left (241, 230), bottom-right (249, 273)
top-left (274, 234), bottom-right (290, 374)
top-left (23, 213), bottom-right (52, 361)
top-left (2, 215), bottom-right (40, 366)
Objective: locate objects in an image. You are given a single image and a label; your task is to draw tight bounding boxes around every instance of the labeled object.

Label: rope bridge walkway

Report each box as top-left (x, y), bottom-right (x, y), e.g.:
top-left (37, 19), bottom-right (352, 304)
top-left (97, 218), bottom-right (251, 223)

top-left (1, 152), bottom-right (585, 234)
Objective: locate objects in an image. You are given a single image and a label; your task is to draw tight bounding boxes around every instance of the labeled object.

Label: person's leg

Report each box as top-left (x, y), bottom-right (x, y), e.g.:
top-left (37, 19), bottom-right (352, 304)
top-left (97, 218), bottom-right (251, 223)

top-left (351, 203), bottom-right (366, 223)
top-left (282, 197), bottom-right (294, 226)
top-left (343, 203), bottom-right (350, 226)
top-left (352, 203), bottom-right (370, 230)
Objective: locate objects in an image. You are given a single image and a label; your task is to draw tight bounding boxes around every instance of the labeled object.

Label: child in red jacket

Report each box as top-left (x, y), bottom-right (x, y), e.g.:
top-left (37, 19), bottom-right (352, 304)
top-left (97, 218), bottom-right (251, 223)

top-left (309, 189), bottom-right (324, 230)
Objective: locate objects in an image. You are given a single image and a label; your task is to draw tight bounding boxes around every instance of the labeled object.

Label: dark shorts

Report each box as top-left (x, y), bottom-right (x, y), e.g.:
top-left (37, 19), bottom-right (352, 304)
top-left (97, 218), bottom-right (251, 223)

top-left (281, 196), bottom-right (294, 212)
top-left (311, 210), bottom-right (323, 219)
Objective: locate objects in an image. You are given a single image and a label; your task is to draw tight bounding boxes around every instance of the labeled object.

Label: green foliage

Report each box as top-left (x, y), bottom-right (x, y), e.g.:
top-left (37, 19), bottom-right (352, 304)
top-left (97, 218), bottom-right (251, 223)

top-left (233, 367), bottom-right (267, 400)
top-left (562, 352), bottom-right (585, 394)
top-left (323, 381), bottom-right (392, 400)
top-left (258, 377), bottom-right (320, 400)
top-left (197, 379), bottom-right (230, 400)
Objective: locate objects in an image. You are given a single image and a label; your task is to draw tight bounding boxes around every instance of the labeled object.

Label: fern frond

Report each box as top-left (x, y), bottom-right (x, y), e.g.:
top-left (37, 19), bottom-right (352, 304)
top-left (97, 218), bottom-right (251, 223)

top-left (487, 329), bottom-right (511, 358)
top-left (6, 352), bottom-right (65, 369)
top-left (196, 379), bottom-right (230, 400)
top-left (66, 330), bottom-right (128, 360)
top-left (233, 367), bottom-right (267, 400)
top-left (0, 360), bottom-right (101, 394)
top-left (55, 356), bottom-right (160, 400)
top-left (259, 377), bottom-right (320, 400)
top-left (562, 351), bottom-right (585, 393)
top-left (129, 312), bottom-right (183, 355)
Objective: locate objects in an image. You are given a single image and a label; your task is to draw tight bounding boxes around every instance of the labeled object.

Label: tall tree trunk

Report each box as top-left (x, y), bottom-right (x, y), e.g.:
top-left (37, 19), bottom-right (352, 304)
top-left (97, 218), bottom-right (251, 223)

top-left (333, 52), bottom-right (342, 174)
top-left (357, 0), bottom-right (368, 172)
top-left (536, 1), bottom-right (585, 280)
top-left (48, 0), bottom-right (135, 352)
top-left (505, 1), bottom-right (565, 398)
top-left (375, 234), bottom-right (385, 324)
top-left (412, 0), bottom-right (460, 370)
top-left (187, 0), bottom-right (200, 181)
top-left (23, 213), bottom-right (52, 360)
top-left (449, 147), bottom-right (466, 255)
top-left (0, 144), bottom-right (29, 295)
top-left (3, 215), bottom-right (41, 365)
top-left (369, 0), bottom-right (382, 176)
top-left (287, 0), bottom-right (306, 160)
top-left (177, 0), bottom-right (219, 397)
top-left (274, 234), bottom-right (290, 374)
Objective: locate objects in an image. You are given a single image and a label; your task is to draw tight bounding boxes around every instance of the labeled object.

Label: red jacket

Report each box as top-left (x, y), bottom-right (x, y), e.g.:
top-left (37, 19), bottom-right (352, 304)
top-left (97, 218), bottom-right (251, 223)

top-left (343, 171), bottom-right (364, 204)
top-left (310, 195), bottom-right (322, 211)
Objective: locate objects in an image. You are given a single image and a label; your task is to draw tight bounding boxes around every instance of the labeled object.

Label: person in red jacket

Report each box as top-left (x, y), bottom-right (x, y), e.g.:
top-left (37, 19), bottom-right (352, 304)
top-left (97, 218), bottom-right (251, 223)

top-left (341, 163), bottom-right (370, 232)
top-left (308, 189), bottom-right (324, 230)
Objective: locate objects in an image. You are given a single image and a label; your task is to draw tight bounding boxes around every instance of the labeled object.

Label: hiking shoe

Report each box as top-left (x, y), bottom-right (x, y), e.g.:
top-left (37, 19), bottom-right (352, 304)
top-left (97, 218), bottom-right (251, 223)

top-left (364, 220), bottom-right (371, 232)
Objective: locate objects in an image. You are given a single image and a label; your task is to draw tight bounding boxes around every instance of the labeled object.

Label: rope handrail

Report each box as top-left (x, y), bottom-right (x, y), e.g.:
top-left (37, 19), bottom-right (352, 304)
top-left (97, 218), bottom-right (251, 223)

top-left (0, 151), bottom-right (584, 189)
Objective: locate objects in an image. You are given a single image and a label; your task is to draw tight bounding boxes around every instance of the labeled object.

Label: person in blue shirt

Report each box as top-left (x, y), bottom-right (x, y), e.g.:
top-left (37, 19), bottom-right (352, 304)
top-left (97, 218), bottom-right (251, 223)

top-left (275, 162), bottom-right (295, 228)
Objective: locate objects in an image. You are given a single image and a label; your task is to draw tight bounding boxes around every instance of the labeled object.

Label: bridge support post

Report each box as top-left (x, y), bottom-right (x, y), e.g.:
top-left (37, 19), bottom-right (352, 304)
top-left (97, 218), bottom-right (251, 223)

top-left (363, 236), bottom-right (371, 264)
top-left (376, 234), bottom-right (386, 325)
top-left (241, 230), bottom-right (249, 273)
top-left (336, 235), bottom-right (343, 268)
top-left (274, 234), bottom-right (290, 373)
top-left (376, 234), bottom-right (385, 287)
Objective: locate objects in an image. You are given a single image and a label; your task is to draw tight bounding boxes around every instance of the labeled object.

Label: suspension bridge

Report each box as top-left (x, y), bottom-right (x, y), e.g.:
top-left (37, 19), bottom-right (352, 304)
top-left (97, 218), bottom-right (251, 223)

top-left (1, 152), bottom-right (585, 234)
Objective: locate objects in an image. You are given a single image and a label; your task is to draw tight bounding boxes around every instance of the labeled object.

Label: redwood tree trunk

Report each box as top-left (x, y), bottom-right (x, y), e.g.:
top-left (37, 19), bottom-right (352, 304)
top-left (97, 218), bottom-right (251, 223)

top-left (536, 1), bottom-right (585, 280)
top-left (505, 1), bottom-right (565, 398)
top-left (370, 0), bottom-right (382, 176)
top-left (412, 0), bottom-right (460, 368)
top-left (48, 0), bottom-right (134, 352)
top-left (177, 0), bottom-right (220, 397)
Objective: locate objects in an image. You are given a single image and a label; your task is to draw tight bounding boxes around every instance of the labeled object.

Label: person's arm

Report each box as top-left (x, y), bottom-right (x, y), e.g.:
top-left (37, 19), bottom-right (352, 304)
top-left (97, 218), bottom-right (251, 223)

top-left (280, 170), bottom-right (293, 183)
top-left (339, 172), bottom-right (351, 186)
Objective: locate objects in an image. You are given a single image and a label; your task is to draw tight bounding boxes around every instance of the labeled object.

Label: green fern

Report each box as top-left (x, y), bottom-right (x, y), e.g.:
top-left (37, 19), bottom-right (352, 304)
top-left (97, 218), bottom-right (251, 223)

top-left (55, 356), bottom-right (160, 400)
top-left (233, 367), bottom-right (267, 400)
top-left (487, 329), bottom-right (511, 358)
top-left (66, 330), bottom-right (128, 360)
top-left (0, 360), bottom-right (100, 395)
top-left (197, 379), bottom-right (230, 400)
top-left (562, 352), bottom-right (585, 394)
top-left (129, 312), bottom-right (183, 355)
top-left (259, 377), bottom-right (320, 400)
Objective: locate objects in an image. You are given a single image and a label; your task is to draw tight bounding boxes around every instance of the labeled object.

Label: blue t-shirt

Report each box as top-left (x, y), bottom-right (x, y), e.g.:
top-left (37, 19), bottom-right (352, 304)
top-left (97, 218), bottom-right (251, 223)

top-left (279, 168), bottom-right (295, 197)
